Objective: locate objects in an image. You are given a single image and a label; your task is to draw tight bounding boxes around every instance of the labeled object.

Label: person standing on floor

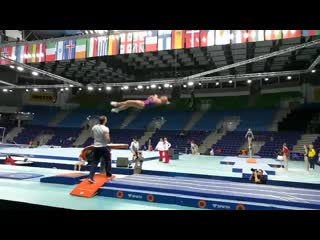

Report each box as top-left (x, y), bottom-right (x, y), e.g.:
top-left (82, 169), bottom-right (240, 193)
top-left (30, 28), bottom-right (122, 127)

top-left (282, 143), bottom-right (290, 171)
top-left (88, 115), bottom-right (112, 183)
top-left (245, 128), bottom-right (254, 158)
top-left (308, 144), bottom-right (317, 170)
top-left (163, 137), bottom-right (171, 163)
top-left (130, 138), bottom-right (140, 159)
top-left (155, 138), bottom-right (164, 162)
top-left (303, 145), bottom-right (309, 172)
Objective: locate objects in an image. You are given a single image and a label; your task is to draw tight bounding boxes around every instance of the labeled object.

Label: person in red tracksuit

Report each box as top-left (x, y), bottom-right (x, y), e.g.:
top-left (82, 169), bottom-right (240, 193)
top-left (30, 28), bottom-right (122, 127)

top-left (163, 137), bottom-right (171, 163)
top-left (282, 143), bottom-right (289, 171)
top-left (155, 138), bottom-right (164, 162)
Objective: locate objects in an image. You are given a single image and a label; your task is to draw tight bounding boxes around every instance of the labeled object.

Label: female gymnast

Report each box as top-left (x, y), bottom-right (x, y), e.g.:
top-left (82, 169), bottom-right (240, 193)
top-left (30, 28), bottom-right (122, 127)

top-left (110, 94), bottom-right (170, 113)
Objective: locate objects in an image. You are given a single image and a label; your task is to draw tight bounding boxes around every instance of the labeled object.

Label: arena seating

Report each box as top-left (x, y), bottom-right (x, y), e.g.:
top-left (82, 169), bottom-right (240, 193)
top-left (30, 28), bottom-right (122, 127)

top-left (278, 104), bottom-right (320, 132)
top-left (258, 131), bottom-right (302, 158)
top-left (46, 127), bottom-right (81, 147)
top-left (11, 102), bottom-right (315, 158)
top-left (235, 109), bottom-right (275, 131)
top-left (22, 106), bottom-right (60, 126)
top-left (14, 125), bottom-right (44, 144)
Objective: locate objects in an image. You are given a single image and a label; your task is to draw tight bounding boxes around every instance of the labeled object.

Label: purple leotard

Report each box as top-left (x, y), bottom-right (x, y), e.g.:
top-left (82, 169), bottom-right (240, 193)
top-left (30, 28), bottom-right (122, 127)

top-left (144, 96), bottom-right (156, 108)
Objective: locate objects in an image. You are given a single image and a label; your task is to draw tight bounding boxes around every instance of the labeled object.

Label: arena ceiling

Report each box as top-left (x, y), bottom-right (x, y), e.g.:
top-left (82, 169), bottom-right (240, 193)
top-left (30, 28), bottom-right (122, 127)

top-left (1, 34), bottom-right (320, 89)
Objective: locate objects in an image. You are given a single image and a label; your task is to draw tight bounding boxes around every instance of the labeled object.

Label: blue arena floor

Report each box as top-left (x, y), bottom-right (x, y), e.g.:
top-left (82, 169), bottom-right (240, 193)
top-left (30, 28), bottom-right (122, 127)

top-left (1, 145), bottom-right (320, 210)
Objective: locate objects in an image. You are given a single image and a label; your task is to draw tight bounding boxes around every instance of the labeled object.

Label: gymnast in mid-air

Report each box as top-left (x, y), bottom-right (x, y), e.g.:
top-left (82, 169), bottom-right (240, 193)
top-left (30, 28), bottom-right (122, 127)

top-left (111, 94), bottom-right (170, 113)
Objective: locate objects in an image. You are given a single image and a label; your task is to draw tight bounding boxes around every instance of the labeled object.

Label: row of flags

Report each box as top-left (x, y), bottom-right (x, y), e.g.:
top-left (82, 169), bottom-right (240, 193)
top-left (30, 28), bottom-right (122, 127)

top-left (1, 30), bottom-right (320, 65)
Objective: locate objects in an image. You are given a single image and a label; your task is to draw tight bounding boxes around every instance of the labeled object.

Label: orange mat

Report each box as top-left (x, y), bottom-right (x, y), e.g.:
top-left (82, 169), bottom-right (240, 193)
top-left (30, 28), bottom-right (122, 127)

top-left (70, 174), bottom-right (115, 198)
top-left (246, 158), bottom-right (257, 163)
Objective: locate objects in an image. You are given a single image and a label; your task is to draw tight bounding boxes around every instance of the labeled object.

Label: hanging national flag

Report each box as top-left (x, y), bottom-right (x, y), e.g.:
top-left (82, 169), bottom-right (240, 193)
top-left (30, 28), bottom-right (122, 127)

top-left (63, 40), bottom-right (76, 60)
top-left (265, 30), bottom-right (282, 40)
top-left (10, 46), bottom-right (16, 61)
top-left (200, 30), bottom-right (214, 47)
top-left (15, 45), bottom-right (25, 63)
top-left (185, 30), bottom-right (200, 48)
top-left (45, 42), bottom-right (57, 62)
top-left (108, 35), bottom-right (120, 56)
top-left (247, 30), bottom-right (264, 42)
top-left (120, 32), bottom-right (133, 54)
top-left (132, 32), bottom-right (146, 53)
top-left (302, 30), bottom-right (320, 37)
top-left (97, 36), bottom-right (108, 57)
top-left (87, 37), bottom-right (98, 58)
top-left (35, 43), bottom-right (46, 62)
top-left (75, 39), bottom-right (87, 59)
top-left (28, 44), bottom-right (37, 63)
top-left (158, 30), bottom-right (172, 51)
top-left (56, 41), bottom-right (64, 61)
top-left (23, 44), bottom-right (30, 64)
top-left (282, 30), bottom-right (302, 39)
top-left (231, 30), bottom-right (248, 44)
top-left (172, 30), bottom-right (185, 49)
top-left (215, 30), bottom-right (230, 45)
top-left (145, 31), bottom-right (158, 52)
top-left (0, 47), bottom-right (13, 65)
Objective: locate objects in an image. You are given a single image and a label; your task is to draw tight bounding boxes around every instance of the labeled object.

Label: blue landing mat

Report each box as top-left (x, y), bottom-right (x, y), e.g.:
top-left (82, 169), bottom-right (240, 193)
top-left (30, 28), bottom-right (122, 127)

top-left (40, 172), bottom-right (88, 185)
top-left (0, 172), bottom-right (43, 179)
top-left (103, 174), bottom-right (320, 209)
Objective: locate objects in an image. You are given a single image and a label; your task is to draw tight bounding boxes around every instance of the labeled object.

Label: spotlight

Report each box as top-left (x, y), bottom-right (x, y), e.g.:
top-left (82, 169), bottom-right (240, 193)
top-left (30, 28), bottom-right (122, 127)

top-left (146, 86), bottom-right (150, 89)
top-left (60, 88), bottom-right (64, 92)
top-left (123, 86), bottom-right (129, 90)
top-left (87, 86), bottom-right (94, 91)
top-left (198, 82), bottom-right (202, 86)
top-left (229, 80), bottom-right (233, 84)
top-left (183, 84), bottom-right (187, 88)
top-left (151, 84), bottom-right (156, 89)
top-left (32, 71), bottom-right (39, 76)
top-left (134, 87), bottom-right (138, 90)
top-left (158, 86), bottom-right (162, 89)
top-left (312, 69), bottom-right (316, 73)
top-left (215, 82), bottom-right (219, 86)
top-left (187, 81), bottom-right (194, 86)
top-left (287, 76), bottom-right (292, 80)
top-left (9, 90), bottom-right (13, 92)
top-left (78, 88), bottom-right (82, 91)
top-left (33, 88), bottom-right (38, 92)
top-left (164, 84), bottom-right (170, 88)
top-left (17, 66), bottom-right (24, 71)
top-left (65, 87), bottom-right (69, 91)
top-left (69, 84), bottom-right (74, 87)
top-left (3, 89), bottom-right (8, 92)
top-left (98, 88), bottom-right (102, 91)
top-left (169, 85), bottom-right (173, 88)
top-left (25, 89), bottom-right (29, 92)
top-left (85, 30), bottom-right (89, 34)
top-left (247, 79), bottom-right (252, 84)
top-left (106, 86), bottom-right (112, 91)
top-left (138, 85), bottom-right (143, 89)
top-left (264, 78), bottom-right (269, 81)
top-left (43, 89), bottom-right (47, 92)
top-left (10, 65), bottom-right (15, 69)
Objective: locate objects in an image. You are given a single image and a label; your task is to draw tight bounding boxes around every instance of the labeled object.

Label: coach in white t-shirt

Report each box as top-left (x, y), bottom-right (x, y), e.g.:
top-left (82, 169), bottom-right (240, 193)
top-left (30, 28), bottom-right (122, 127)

top-left (88, 115), bottom-right (112, 183)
